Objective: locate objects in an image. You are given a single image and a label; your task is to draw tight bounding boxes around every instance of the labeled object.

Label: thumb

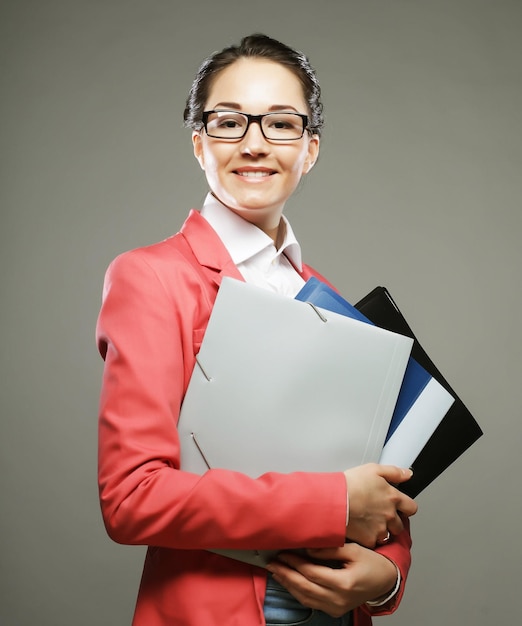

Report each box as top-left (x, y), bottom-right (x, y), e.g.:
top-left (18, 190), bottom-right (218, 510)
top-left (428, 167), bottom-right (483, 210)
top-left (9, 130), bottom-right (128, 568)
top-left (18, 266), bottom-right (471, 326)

top-left (378, 465), bottom-right (413, 484)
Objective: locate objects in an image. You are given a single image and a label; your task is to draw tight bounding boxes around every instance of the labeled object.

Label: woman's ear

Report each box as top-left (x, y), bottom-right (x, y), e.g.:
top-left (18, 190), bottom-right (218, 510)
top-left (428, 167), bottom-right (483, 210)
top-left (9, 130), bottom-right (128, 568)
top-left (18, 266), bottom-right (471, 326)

top-left (303, 134), bottom-right (320, 174)
top-left (192, 131), bottom-right (205, 170)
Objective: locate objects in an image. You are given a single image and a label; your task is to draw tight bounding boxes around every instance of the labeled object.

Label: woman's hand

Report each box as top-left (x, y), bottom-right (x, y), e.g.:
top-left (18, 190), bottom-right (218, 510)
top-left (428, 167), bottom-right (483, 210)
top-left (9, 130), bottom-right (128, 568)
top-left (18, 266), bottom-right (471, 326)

top-left (266, 543), bottom-right (399, 618)
top-left (343, 464), bottom-right (417, 547)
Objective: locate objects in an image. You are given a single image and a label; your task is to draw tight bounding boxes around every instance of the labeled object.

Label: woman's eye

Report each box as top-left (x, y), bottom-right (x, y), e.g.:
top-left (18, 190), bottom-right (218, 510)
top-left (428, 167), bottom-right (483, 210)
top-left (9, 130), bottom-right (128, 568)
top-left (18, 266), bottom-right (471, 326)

top-left (267, 116), bottom-right (300, 131)
top-left (272, 120), bottom-right (292, 129)
top-left (219, 119), bottom-right (241, 128)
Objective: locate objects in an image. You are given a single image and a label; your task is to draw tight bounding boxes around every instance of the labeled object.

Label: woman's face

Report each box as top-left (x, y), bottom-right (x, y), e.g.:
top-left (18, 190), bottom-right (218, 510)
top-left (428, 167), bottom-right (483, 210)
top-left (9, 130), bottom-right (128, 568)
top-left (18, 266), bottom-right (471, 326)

top-left (192, 58), bottom-right (320, 235)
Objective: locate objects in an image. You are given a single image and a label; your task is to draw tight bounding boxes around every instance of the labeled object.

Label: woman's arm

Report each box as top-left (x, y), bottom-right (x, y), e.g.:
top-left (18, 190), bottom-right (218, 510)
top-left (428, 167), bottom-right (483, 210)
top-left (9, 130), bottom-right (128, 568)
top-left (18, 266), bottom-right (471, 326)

top-left (96, 248), bottom-right (348, 551)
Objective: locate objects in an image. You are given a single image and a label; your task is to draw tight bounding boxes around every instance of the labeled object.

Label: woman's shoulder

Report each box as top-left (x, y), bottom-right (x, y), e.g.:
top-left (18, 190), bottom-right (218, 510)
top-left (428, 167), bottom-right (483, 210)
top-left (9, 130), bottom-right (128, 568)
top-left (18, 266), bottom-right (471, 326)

top-left (104, 233), bottom-right (184, 278)
top-left (106, 210), bottom-right (205, 270)
top-left (101, 211), bottom-right (227, 309)
top-left (115, 231), bottom-right (184, 259)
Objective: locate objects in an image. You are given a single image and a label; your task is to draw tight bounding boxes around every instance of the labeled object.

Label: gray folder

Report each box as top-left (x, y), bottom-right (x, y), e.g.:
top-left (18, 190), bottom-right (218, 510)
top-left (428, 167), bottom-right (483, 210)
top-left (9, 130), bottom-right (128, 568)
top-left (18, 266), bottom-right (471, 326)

top-left (178, 277), bottom-right (413, 566)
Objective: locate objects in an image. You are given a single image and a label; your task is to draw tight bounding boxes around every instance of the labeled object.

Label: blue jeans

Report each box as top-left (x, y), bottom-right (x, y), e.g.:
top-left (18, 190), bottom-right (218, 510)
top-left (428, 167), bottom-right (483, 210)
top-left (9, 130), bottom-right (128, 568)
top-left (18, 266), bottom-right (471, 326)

top-left (264, 574), bottom-right (353, 626)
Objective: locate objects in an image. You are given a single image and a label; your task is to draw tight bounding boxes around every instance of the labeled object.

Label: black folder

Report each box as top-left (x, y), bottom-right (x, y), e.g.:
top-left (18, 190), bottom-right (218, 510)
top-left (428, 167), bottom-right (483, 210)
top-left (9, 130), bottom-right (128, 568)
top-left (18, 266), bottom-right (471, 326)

top-left (355, 287), bottom-right (483, 498)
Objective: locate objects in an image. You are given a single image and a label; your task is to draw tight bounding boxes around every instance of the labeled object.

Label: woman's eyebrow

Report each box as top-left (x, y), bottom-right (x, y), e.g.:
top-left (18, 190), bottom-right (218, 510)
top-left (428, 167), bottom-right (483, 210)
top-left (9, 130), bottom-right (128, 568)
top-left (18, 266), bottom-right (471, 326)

top-left (211, 102), bottom-right (300, 112)
top-left (212, 101), bottom-right (242, 110)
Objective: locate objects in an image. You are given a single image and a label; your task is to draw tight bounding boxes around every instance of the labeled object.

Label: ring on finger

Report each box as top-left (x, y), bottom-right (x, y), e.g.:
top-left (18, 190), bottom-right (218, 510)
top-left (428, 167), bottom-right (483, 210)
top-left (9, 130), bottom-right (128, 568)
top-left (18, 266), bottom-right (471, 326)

top-left (378, 531), bottom-right (391, 545)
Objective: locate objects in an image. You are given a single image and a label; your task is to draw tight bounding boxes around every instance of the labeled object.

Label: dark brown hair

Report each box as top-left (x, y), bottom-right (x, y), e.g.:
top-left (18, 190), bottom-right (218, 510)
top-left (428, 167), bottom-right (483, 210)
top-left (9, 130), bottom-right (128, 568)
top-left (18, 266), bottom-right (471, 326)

top-left (183, 33), bottom-right (324, 136)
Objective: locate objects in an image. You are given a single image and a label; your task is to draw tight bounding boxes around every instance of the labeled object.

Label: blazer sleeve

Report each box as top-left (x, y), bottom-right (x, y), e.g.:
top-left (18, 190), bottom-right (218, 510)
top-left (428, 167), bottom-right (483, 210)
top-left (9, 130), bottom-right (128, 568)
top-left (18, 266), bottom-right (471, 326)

top-left (359, 516), bottom-right (412, 618)
top-left (96, 248), bottom-right (348, 551)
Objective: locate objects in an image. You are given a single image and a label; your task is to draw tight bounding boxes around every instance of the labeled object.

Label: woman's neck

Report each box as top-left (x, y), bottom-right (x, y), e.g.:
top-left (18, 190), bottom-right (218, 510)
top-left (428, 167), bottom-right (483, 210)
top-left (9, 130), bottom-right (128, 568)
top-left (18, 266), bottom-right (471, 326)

top-left (265, 219), bottom-right (286, 249)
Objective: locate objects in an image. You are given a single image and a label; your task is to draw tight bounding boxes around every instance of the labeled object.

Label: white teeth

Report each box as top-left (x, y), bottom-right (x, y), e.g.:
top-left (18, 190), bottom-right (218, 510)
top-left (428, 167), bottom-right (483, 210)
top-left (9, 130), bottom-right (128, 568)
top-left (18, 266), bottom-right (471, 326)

top-left (237, 171), bottom-right (270, 177)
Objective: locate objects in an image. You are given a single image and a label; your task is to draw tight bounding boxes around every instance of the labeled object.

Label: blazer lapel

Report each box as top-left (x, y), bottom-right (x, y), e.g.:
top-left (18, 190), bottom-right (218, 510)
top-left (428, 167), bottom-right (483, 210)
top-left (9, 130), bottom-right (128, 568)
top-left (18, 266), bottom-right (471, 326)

top-left (178, 210), bottom-right (245, 288)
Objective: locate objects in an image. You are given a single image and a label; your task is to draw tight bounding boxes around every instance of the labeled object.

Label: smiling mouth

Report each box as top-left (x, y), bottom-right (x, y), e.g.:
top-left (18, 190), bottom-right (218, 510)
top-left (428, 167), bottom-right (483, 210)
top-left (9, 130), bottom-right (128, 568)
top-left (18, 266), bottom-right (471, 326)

top-left (235, 170), bottom-right (274, 178)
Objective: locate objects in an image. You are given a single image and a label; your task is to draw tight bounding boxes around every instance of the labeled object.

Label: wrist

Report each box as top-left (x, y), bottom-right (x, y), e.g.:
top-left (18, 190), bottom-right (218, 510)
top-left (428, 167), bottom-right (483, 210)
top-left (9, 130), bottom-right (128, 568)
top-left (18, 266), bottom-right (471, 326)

top-left (365, 565), bottom-right (401, 607)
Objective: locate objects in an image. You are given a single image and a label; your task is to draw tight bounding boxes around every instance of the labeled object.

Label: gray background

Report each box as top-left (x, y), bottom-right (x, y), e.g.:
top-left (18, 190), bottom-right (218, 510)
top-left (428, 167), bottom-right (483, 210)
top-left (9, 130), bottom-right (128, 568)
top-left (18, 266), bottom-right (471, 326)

top-left (1, 0), bottom-right (520, 624)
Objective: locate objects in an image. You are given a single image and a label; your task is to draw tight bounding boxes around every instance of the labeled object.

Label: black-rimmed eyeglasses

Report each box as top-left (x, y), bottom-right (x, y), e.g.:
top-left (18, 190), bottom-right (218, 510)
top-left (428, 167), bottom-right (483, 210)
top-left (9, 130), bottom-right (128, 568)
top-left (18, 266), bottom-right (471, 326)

top-left (201, 110), bottom-right (309, 141)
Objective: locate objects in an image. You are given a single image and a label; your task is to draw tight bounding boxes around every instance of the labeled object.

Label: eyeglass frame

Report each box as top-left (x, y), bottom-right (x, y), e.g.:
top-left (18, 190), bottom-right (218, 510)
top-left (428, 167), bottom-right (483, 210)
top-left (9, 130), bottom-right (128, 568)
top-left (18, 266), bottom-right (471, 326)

top-left (200, 110), bottom-right (311, 141)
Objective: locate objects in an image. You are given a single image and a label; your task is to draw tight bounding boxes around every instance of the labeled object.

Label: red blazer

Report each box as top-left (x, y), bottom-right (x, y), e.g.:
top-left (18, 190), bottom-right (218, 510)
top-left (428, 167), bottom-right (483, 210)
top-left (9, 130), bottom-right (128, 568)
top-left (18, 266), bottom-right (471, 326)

top-left (96, 210), bottom-right (412, 626)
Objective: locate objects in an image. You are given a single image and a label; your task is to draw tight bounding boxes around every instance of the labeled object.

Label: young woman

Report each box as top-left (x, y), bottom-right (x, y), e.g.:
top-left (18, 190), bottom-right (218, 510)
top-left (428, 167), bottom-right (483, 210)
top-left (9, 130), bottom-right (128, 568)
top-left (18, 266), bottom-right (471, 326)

top-left (96, 34), bottom-right (417, 626)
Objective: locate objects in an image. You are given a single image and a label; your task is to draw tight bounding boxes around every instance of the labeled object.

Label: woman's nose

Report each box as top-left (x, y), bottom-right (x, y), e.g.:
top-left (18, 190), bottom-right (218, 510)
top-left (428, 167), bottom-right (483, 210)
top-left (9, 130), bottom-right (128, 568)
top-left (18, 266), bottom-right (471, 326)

top-left (240, 121), bottom-right (269, 155)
